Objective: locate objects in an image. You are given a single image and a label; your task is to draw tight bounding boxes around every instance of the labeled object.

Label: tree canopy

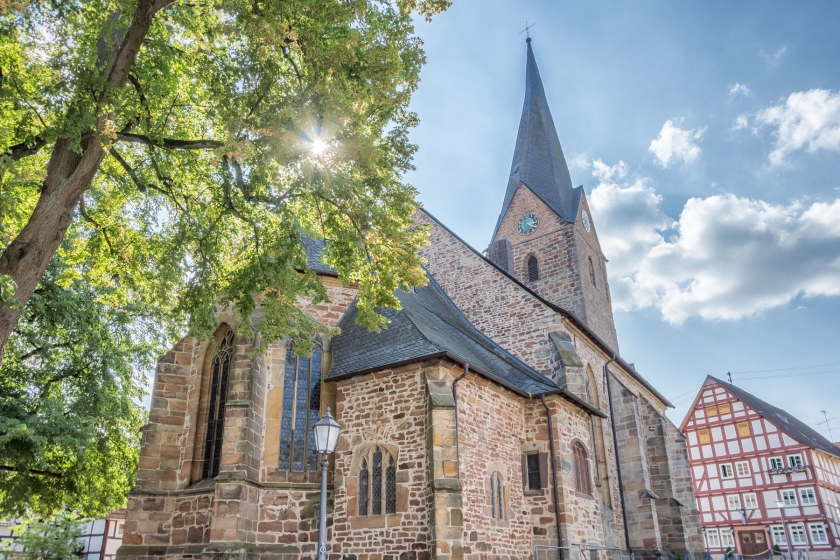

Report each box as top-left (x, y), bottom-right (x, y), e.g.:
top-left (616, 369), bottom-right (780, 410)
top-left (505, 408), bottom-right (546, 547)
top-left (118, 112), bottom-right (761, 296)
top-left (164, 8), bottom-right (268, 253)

top-left (0, 0), bottom-right (448, 517)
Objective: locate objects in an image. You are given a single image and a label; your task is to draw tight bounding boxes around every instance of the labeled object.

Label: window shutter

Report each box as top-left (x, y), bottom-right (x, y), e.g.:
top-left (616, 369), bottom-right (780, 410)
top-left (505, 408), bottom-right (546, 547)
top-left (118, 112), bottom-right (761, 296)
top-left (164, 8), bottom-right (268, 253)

top-left (521, 454), bottom-right (528, 488)
top-left (538, 452), bottom-right (549, 489)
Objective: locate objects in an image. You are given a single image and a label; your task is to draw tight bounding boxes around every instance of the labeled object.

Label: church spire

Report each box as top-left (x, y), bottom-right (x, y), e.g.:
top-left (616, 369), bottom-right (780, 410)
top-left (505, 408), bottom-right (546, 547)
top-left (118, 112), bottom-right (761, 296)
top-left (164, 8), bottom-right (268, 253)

top-left (493, 39), bottom-right (580, 236)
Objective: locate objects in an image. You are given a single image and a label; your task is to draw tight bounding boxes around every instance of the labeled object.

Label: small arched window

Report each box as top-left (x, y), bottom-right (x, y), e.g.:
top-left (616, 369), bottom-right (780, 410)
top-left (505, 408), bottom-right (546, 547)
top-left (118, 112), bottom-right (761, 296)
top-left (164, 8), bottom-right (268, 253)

top-left (589, 256), bottom-right (597, 287)
top-left (573, 441), bottom-right (593, 495)
top-left (490, 472), bottom-right (504, 520)
top-left (527, 256), bottom-right (539, 282)
top-left (358, 446), bottom-right (397, 516)
top-left (279, 338), bottom-right (323, 472)
top-left (202, 329), bottom-right (235, 480)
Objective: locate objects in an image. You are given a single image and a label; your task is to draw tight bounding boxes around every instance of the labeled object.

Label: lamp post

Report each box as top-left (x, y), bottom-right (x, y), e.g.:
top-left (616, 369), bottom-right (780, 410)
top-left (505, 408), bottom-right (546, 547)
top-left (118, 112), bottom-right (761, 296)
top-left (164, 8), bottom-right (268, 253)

top-left (313, 408), bottom-right (342, 560)
top-left (776, 499), bottom-right (791, 553)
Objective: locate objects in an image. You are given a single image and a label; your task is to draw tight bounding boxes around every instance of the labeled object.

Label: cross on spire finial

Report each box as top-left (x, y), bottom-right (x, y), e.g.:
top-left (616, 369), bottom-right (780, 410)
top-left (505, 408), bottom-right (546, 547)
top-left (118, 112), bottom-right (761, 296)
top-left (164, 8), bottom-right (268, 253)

top-left (520, 19), bottom-right (535, 42)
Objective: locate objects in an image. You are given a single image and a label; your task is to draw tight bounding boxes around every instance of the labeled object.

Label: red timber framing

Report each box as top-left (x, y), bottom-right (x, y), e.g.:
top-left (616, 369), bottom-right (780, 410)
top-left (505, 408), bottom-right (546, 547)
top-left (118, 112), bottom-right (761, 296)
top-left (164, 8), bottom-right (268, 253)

top-left (681, 377), bottom-right (840, 559)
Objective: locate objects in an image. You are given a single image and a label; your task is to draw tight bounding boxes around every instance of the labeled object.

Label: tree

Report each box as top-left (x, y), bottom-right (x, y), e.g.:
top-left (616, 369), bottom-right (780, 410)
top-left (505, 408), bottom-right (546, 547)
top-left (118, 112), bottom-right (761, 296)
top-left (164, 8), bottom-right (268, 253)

top-left (1, 513), bottom-right (86, 560)
top-left (0, 0), bottom-right (448, 516)
top-left (0, 0), bottom-right (447, 361)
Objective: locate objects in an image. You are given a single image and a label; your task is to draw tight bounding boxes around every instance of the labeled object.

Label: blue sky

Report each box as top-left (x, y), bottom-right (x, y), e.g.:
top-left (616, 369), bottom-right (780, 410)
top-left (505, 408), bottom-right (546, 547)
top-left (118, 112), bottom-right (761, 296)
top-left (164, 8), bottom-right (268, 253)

top-left (406, 1), bottom-right (840, 434)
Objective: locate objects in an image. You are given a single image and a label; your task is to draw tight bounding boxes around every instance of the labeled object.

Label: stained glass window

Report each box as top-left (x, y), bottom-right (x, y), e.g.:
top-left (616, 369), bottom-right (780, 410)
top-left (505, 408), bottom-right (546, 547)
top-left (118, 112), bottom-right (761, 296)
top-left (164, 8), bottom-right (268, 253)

top-left (359, 459), bottom-right (369, 516)
top-left (279, 339), bottom-right (323, 472)
top-left (386, 456), bottom-right (397, 514)
top-left (202, 330), bottom-right (234, 480)
top-left (357, 446), bottom-right (397, 516)
top-left (573, 442), bottom-right (592, 495)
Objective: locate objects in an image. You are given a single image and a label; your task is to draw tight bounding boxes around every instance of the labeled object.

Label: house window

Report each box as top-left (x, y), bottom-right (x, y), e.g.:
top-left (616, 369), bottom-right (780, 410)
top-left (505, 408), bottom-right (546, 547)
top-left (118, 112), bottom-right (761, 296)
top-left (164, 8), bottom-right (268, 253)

top-left (809, 523), bottom-right (829, 545)
top-left (770, 525), bottom-right (787, 545)
top-left (698, 429), bottom-right (711, 444)
top-left (357, 446), bottom-right (397, 516)
top-left (721, 528), bottom-right (735, 548)
top-left (526, 454), bottom-right (541, 491)
top-left (736, 461), bottom-right (751, 477)
top-left (788, 454), bottom-right (803, 468)
top-left (588, 256), bottom-right (597, 287)
top-left (769, 457), bottom-right (784, 470)
top-left (202, 329), bottom-right (235, 480)
top-left (720, 464), bottom-right (734, 479)
top-left (706, 405), bottom-right (718, 418)
top-left (527, 256), bottom-right (539, 282)
top-left (706, 529), bottom-right (721, 548)
top-left (789, 523), bottom-right (808, 546)
top-left (781, 489), bottom-right (798, 506)
top-left (743, 493), bottom-right (758, 509)
top-left (727, 494), bottom-right (741, 510)
top-left (737, 421), bottom-right (751, 437)
top-left (572, 442), bottom-right (593, 495)
top-left (490, 472), bottom-right (504, 520)
top-left (279, 339), bottom-right (323, 472)
top-left (718, 403), bottom-right (731, 415)
top-left (799, 487), bottom-right (817, 505)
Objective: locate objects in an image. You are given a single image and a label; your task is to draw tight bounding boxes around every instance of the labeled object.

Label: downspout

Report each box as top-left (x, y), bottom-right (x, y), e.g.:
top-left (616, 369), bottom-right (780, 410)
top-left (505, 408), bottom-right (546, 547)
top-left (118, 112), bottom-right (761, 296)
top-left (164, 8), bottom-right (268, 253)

top-left (604, 353), bottom-right (632, 556)
top-left (452, 363), bottom-right (470, 478)
top-left (541, 394), bottom-right (564, 558)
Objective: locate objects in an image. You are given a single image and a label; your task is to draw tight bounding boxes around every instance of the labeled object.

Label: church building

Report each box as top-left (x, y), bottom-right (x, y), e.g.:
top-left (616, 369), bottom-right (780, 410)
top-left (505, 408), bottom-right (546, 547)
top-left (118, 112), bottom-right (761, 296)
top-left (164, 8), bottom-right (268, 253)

top-left (117, 41), bottom-right (704, 560)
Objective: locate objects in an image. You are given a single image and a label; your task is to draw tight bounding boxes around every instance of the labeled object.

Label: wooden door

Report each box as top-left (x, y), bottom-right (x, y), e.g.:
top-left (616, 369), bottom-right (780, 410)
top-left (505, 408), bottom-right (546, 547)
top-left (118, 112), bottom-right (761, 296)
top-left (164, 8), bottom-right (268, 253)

top-left (739, 530), bottom-right (770, 557)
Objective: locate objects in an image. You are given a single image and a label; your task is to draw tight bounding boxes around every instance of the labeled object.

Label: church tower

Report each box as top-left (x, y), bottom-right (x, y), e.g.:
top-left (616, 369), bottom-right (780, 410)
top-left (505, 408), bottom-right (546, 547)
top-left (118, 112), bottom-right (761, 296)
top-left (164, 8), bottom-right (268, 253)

top-left (488, 39), bottom-right (619, 350)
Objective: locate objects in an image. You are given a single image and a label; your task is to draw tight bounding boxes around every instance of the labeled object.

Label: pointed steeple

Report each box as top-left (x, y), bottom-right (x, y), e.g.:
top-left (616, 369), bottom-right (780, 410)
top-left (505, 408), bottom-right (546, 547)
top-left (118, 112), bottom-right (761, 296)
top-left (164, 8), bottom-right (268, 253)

top-left (493, 39), bottom-right (581, 236)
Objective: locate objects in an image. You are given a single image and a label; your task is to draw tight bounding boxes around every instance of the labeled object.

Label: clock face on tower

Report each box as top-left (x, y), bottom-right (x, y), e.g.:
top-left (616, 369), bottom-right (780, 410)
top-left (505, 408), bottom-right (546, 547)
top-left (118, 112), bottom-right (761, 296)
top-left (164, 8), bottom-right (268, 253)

top-left (517, 213), bottom-right (539, 235)
top-left (581, 209), bottom-right (591, 232)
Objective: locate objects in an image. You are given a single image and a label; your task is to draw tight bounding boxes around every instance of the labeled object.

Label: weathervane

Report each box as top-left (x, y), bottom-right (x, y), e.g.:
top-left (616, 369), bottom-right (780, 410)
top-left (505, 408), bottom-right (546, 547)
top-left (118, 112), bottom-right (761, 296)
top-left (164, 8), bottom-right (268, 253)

top-left (520, 19), bottom-right (536, 41)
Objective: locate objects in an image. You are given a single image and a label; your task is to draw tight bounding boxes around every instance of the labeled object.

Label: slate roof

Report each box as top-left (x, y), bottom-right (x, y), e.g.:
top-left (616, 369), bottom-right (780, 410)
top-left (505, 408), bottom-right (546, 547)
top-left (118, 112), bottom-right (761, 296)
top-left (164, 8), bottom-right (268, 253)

top-left (328, 275), bottom-right (562, 398)
top-left (493, 40), bottom-right (583, 237)
top-left (709, 376), bottom-right (840, 459)
top-left (300, 235), bottom-right (337, 275)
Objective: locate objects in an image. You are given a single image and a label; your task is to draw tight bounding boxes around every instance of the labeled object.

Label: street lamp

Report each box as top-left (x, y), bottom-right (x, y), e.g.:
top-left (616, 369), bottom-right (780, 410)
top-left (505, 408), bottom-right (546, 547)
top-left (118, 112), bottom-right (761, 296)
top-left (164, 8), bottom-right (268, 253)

top-left (776, 499), bottom-right (791, 553)
top-left (313, 408), bottom-right (341, 560)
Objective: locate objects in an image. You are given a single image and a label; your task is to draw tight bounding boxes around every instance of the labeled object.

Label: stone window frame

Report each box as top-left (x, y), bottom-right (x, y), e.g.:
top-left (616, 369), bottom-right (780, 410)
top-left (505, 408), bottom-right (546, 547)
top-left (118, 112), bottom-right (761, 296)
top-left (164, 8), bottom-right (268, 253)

top-left (526, 254), bottom-right (539, 282)
top-left (348, 443), bottom-right (400, 519)
top-left (489, 471), bottom-right (505, 521)
top-left (200, 327), bottom-right (235, 481)
top-left (588, 256), bottom-right (597, 287)
top-left (570, 438), bottom-right (594, 498)
top-left (278, 338), bottom-right (324, 473)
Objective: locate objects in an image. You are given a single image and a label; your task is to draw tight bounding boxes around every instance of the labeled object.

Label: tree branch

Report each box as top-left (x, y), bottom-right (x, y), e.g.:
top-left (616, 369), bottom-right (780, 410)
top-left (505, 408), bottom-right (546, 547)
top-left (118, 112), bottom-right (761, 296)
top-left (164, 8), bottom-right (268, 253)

top-left (116, 132), bottom-right (222, 150)
top-left (0, 466), bottom-right (64, 480)
top-left (7, 137), bottom-right (47, 161)
top-left (78, 198), bottom-right (116, 254)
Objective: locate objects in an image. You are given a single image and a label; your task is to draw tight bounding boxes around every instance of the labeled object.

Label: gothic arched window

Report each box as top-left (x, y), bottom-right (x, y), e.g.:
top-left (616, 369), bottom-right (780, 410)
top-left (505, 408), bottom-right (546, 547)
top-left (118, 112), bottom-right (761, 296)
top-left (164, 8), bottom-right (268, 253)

top-left (279, 339), bottom-right (323, 472)
top-left (357, 446), bottom-right (397, 516)
top-left (490, 472), bottom-right (504, 520)
top-left (589, 256), bottom-right (597, 287)
top-left (573, 441), bottom-right (592, 495)
top-left (527, 256), bottom-right (539, 282)
top-left (202, 329), bottom-right (235, 480)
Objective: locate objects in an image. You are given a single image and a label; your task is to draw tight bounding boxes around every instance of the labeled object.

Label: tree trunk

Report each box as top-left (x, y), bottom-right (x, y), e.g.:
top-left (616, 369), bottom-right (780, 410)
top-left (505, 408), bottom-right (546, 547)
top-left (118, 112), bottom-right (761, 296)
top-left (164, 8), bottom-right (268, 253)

top-left (0, 0), bottom-right (166, 362)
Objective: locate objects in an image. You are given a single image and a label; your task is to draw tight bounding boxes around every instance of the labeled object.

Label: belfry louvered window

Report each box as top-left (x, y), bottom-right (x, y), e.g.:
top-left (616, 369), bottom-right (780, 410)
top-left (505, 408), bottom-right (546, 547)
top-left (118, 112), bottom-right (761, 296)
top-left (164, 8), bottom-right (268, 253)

top-left (589, 256), bottom-right (597, 287)
top-left (202, 330), bottom-right (235, 480)
top-left (490, 472), bottom-right (504, 519)
top-left (357, 446), bottom-right (397, 516)
top-left (527, 256), bottom-right (539, 282)
top-left (279, 339), bottom-right (323, 472)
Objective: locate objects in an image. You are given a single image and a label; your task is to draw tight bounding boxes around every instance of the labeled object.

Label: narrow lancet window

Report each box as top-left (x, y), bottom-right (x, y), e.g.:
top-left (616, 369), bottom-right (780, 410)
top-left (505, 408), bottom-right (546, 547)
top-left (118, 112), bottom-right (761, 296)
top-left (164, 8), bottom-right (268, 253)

top-left (527, 256), bottom-right (539, 282)
top-left (359, 458), bottom-right (369, 516)
top-left (490, 472), bottom-right (504, 519)
top-left (202, 330), bottom-right (235, 480)
top-left (357, 446), bottom-right (397, 516)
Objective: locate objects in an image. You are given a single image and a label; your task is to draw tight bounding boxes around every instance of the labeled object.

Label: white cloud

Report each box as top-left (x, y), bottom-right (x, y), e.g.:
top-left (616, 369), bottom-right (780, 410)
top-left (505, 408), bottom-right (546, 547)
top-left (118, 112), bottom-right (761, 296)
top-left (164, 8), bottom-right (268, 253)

top-left (568, 153), bottom-right (591, 170)
top-left (761, 46), bottom-right (787, 66)
top-left (729, 83), bottom-right (750, 97)
top-left (732, 113), bottom-right (750, 131)
top-left (588, 162), bottom-right (840, 324)
top-left (591, 159), bottom-right (628, 182)
top-left (756, 89), bottom-right (840, 166)
top-left (648, 119), bottom-right (706, 168)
